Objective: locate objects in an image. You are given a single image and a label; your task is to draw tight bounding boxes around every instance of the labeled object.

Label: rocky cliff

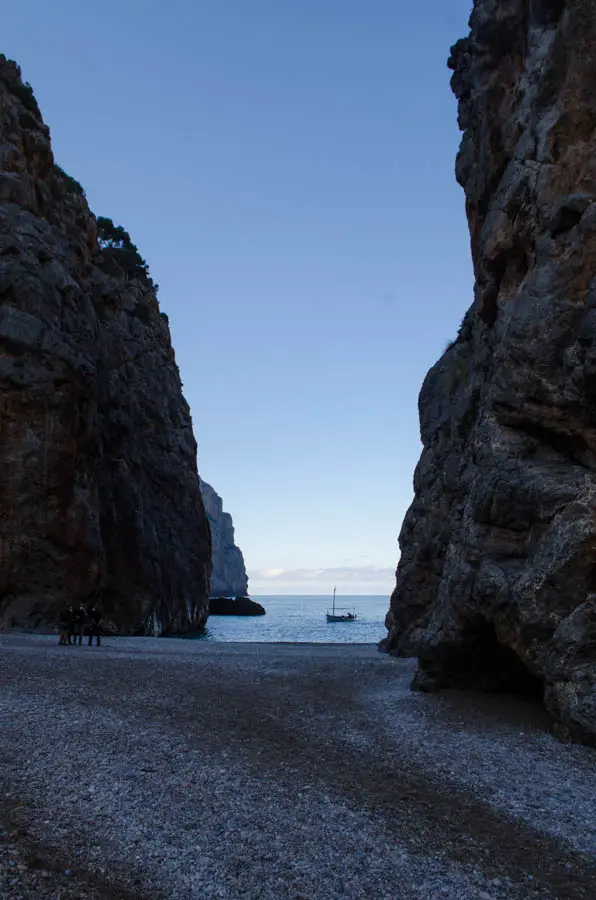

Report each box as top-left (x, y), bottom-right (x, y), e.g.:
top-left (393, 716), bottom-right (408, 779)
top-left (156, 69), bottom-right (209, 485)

top-left (383, 0), bottom-right (596, 742)
top-left (200, 479), bottom-right (248, 597)
top-left (0, 56), bottom-right (211, 635)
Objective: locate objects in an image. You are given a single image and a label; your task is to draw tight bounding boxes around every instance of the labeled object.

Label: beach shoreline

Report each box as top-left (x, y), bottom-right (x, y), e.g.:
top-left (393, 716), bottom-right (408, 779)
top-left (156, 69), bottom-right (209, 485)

top-left (1, 634), bottom-right (595, 899)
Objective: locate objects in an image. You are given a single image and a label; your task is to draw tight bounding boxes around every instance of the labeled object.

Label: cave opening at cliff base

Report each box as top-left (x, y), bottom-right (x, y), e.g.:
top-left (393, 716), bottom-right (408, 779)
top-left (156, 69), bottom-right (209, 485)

top-left (441, 618), bottom-right (544, 700)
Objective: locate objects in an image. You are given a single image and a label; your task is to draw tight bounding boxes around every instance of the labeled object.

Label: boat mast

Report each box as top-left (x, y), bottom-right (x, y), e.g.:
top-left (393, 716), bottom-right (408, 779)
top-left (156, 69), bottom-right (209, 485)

top-left (333, 586), bottom-right (336, 615)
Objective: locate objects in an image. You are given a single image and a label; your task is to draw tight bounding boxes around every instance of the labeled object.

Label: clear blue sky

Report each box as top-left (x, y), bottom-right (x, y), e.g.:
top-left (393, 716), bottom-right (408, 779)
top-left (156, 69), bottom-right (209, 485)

top-left (5, 1), bottom-right (474, 595)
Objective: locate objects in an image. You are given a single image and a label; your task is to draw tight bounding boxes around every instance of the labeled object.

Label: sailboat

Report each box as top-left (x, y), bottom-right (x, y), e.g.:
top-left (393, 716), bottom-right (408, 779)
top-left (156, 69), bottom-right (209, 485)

top-left (326, 586), bottom-right (357, 622)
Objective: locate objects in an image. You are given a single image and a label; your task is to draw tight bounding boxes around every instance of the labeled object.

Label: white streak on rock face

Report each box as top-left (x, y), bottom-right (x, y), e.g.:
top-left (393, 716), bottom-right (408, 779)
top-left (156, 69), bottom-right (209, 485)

top-left (199, 480), bottom-right (249, 597)
top-left (151, 613), bottom-right (162, 637)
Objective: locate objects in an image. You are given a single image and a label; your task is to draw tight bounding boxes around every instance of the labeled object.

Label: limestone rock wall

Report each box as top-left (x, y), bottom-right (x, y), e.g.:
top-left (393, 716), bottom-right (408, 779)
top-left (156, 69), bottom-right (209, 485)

top-left (0, 56), bottom-right (211, 634)
top-left (200, 480), bottom-right (248, 597)
top-left (384, 0), bottom-right (596, 742)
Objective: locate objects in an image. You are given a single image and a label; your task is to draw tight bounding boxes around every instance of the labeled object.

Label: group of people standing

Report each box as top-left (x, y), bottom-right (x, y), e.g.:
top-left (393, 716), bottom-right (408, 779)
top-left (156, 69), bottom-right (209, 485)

top-left (58, 600), bottom-right (103, 647)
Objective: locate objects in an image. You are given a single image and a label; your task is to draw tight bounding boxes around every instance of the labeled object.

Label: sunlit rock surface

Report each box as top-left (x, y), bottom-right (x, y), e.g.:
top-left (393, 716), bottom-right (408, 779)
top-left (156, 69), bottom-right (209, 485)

top-left (0, 56), bottom-right (211, 634)
top-left (383, 0), bottom-right (596, 743)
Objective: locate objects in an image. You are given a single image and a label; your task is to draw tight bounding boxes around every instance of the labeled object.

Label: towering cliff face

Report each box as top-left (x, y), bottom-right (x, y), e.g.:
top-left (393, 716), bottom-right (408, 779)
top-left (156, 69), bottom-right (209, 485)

top-left (0, 57), bottom-right (211, 635)
top-left (200, 480), bottom-right (248, 597)
top-left (384, 0), bottom-right (596, 742)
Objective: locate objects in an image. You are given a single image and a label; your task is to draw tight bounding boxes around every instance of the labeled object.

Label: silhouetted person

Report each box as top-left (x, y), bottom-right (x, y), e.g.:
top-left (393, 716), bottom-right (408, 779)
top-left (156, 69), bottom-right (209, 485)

top-left (58, 602), bottom-right (72, 646)
top-left (88, 603), bottom-right (103, 647)
top-left (71, 601), bottom-right (87, 646)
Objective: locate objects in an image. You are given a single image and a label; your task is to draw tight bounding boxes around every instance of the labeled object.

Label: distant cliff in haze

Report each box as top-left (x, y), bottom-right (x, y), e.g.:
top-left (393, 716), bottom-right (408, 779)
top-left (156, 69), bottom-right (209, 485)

top-left (200, 480), bottom-right (249, 597)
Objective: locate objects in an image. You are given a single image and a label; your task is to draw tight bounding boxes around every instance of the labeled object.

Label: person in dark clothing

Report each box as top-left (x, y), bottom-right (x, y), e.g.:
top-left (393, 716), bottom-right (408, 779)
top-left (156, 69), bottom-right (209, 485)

top-left (88, 603), bottom-right (103, 647)
top-left (71, 602), bottom-right (87, 646)
top-left (58, 602), bottom-right (72, 646)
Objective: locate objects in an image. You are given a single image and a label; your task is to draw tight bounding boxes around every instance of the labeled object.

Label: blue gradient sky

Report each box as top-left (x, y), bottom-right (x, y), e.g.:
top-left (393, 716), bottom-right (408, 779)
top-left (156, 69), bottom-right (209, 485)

top-left (5, 1), bottom-right (474, 594)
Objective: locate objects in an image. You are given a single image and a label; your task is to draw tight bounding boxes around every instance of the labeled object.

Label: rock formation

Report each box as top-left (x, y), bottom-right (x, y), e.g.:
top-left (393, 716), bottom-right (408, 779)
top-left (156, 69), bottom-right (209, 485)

top-left (209, 596), bottom-right (265, 616)
top-left (0, 56), bottom-right (211, 634)
top-left (383, 0), bottom-right (596, 743)
top-left (200, 479), bottom-right (248, 597)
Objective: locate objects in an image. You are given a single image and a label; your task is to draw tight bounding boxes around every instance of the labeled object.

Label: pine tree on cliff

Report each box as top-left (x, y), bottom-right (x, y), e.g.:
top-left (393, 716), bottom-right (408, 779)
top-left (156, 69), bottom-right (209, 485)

top-left (96, 216), bottom-right (151, 282)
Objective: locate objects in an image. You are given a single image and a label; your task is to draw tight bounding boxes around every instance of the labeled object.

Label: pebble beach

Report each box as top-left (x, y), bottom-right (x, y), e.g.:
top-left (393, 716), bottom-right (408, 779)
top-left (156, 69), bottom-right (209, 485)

top-left (1, 634), bottom-right (595, 899)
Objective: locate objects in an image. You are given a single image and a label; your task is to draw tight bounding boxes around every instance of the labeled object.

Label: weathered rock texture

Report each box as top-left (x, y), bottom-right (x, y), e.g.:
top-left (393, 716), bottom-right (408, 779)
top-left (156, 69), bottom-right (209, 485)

top-left (200, 479), bottom-right (248, 597)
top-left (384, 0), bottom-right (596, 742)
top-left (0, 56), bottom-right (211, 634)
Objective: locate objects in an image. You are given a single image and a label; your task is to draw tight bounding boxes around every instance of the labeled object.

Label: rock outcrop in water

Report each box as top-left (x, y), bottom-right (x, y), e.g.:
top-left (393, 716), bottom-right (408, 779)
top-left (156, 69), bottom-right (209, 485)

top-left (383, 0), bottom-right (596, 743)
top-left (200, 479), bottom-right (248, 597)
top-left (209, 596), bottom-right (265, 616)
top-left (0, 56), bottom-right (211, 634)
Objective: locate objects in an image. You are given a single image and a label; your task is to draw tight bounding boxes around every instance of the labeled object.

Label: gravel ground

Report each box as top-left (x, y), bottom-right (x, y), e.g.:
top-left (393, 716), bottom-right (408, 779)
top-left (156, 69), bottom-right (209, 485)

top-left (1, 635), bottom-right (595, 899)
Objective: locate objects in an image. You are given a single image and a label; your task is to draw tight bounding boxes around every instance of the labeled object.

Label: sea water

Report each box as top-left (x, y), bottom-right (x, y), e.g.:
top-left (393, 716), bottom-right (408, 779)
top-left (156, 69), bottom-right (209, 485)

top-left (194, 594), bottom-right (389, 643)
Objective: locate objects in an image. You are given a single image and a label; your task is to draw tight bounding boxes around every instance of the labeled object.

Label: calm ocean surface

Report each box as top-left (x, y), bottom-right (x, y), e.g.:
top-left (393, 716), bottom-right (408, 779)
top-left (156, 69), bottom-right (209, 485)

top-left (194, 594), bottom-right (389, 643)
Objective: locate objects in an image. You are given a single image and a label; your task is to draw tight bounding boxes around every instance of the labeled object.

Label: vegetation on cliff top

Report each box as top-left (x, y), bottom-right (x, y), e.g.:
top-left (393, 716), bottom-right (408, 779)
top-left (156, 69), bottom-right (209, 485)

top-left (12, 79), bottom-right (41, 117)
top-left (0, 55), bottom-right (42, 118)
top-left (53, 164), bottom-right (86, 197)
top-left (97, 216), bottom-right (152, 283)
